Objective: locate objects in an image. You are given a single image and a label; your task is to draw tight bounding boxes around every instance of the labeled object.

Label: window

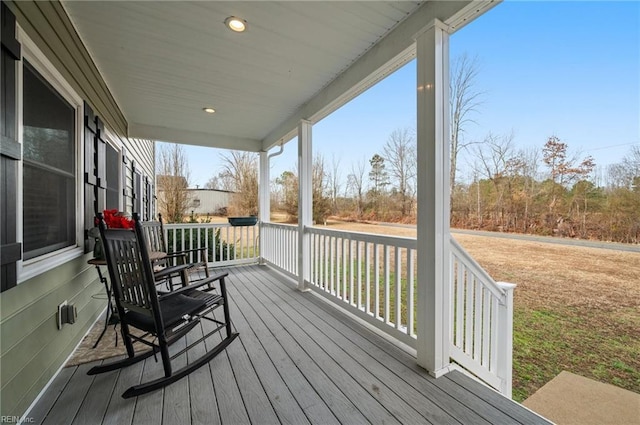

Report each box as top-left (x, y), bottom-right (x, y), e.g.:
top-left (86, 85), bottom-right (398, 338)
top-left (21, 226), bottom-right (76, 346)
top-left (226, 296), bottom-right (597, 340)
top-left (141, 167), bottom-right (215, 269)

top-left (16, 31), bottom-right (84, 280)
top-left (22, 61), bottom-right (76, 260)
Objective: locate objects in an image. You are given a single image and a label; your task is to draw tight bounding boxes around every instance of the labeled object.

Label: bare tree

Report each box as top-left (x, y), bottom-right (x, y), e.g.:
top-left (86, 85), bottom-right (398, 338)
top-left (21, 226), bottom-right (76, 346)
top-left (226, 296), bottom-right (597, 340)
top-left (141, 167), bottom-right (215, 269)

top-left (156, 143), bottom-right (190, 223)
top-left (328, 154), bottom-right (342, 214)
top-left (383, 128), bottom-right (416, 216)
top-left (347, 158), bottom-right (368, 219)
top-left (607, 145), bottom-right (640, 189)
top-left (219, 151), bottom-right (259, 216)
top-left (474, 132), bottom-right (516, 181)
top-left (274, 156), bottom-right (331, 224)
top-left (205, 171), bottom-right (234, 191)
top-left (313, 154), bottom-right (331, 224)
top-left (450, 53), bottom-right (483, 191)
top-left (473, 132), bottom-right (516, 229)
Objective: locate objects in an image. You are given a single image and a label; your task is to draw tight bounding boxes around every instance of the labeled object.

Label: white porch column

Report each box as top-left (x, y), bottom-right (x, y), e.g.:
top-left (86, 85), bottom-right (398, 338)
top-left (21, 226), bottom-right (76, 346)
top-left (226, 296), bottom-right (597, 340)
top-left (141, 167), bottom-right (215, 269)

top-left (415, 19), bottom-right (451, 377)
top-left (258, 150), bottom-right (270, 264)
top-left (297, 120), bottom-right (312, 291)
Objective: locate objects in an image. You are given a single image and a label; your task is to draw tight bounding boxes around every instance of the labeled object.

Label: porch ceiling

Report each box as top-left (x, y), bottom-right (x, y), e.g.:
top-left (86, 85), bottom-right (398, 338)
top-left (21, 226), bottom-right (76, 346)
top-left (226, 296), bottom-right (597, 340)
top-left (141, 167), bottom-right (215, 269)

top-left (62, 1), bottom-right (495, 152)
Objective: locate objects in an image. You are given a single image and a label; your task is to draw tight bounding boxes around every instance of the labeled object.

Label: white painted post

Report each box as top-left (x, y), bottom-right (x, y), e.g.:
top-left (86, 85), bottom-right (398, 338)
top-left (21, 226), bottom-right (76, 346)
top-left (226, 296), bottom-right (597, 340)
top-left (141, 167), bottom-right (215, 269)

top-left (259, 151), bottom-right (270, 265)
top-left (298, 120), bottom-right (312, 291)
top-left (496, 281), bottom-right (516, 397)
top-left (415, 19), bottom-right (451, 377)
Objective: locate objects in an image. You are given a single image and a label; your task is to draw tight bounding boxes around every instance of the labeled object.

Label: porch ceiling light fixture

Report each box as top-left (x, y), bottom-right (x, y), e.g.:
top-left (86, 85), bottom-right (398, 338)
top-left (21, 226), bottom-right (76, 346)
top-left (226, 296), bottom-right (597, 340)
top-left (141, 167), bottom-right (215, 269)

top-left (203, 107), bottom-right (216, 114)
top-left (224, 16), bottom-right (247, 33)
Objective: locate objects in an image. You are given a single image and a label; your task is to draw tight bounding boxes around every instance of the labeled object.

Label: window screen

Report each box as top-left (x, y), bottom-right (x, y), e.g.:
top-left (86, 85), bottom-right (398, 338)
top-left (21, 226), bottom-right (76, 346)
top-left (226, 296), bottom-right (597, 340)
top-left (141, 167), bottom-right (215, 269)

top-left (22, 61), bottom-right (76, 260)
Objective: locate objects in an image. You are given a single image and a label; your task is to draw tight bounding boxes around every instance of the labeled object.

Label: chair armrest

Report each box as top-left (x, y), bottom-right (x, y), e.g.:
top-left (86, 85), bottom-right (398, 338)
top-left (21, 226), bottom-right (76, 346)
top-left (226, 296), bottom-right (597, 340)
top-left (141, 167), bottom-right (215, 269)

top-left (158, 271), bottom-right (229, 300)
top-left (169, 247), bottom-right (207, 256)
top-left (153, 263), bottom-right (192, 279)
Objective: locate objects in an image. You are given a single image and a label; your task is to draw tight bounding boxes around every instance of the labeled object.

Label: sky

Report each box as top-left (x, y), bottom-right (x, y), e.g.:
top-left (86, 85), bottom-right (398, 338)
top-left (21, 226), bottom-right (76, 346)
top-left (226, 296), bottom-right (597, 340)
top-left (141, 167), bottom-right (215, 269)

top-left (161, 0), bottom-right (640, 189)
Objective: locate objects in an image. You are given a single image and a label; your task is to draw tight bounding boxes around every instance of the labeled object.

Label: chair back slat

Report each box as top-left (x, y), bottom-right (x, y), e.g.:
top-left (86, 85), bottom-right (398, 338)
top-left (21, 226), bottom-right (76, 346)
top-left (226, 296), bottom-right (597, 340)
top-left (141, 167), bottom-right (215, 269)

top-left (140, 220), bottom-right (166, 254)
top-left (98, 214), bottom-right (162, 323)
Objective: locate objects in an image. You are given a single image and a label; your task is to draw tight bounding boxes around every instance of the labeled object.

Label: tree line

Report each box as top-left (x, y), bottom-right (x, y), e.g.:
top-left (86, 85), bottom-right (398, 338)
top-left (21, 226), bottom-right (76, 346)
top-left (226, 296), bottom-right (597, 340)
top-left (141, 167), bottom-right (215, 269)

top-left (157, 136), bottom-right (639, 244)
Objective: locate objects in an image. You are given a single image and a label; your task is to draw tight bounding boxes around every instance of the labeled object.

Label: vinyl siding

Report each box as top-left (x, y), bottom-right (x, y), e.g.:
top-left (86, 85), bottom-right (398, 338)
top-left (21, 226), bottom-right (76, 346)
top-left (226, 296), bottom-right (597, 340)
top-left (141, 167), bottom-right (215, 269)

top-left (1, 0), bottom-right (154, 417)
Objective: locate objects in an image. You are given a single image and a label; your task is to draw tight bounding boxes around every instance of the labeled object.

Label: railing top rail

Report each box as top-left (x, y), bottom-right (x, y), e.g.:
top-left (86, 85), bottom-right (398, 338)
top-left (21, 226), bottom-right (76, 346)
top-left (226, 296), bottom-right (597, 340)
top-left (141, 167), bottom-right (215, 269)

top-left (306, 225), bottom-right (417, 249)
top-left (450, 236), bottom-right (506, 299)
top-left (164, 222), bottom-right (235, 229)
top-left (261, 222), bottom-right (298, 229)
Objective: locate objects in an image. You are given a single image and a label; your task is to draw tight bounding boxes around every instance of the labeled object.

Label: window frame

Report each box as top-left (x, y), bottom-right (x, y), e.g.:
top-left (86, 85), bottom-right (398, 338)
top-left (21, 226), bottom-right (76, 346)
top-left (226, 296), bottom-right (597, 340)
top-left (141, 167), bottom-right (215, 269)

top-left (16, 27), bottom-right (85, 283)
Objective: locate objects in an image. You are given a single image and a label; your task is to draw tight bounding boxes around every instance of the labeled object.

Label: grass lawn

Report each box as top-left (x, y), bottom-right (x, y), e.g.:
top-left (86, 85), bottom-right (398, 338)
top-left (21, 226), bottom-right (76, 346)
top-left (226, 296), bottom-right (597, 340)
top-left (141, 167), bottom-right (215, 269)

top-left (318, 219), bottom-right (640, 402)
top-left (457, 234), bottom-right (640, 402)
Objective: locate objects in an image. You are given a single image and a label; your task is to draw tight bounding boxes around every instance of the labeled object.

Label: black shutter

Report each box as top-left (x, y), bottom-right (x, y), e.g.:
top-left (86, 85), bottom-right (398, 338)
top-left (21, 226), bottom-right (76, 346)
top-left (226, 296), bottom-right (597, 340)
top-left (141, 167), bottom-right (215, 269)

top-left (144, 176), bottom-right (151, 220)
top-left (121, 146), bottom-right (129, 201)
top-left (95, 116), bottom-right (107, 212)
top-left (83, 103), bottom-right (107, 253)
top-left (83, 102), bottom-right (98, 253)
top-left (1, 2), bottom-right (22, 292)
top-left (132, 161), bottom-right (142, 215)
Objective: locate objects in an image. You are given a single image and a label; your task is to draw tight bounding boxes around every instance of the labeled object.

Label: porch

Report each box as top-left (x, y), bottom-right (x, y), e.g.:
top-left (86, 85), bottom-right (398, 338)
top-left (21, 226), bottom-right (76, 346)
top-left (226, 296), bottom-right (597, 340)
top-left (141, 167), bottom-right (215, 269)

top-left (30, 264), bottom-right (548, 425)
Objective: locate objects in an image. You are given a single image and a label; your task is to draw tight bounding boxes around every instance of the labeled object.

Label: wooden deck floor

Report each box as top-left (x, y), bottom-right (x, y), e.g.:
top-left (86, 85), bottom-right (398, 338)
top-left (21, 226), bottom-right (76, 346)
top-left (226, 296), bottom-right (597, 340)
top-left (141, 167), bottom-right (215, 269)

top-left (29, 264), bottom-right (550, 425)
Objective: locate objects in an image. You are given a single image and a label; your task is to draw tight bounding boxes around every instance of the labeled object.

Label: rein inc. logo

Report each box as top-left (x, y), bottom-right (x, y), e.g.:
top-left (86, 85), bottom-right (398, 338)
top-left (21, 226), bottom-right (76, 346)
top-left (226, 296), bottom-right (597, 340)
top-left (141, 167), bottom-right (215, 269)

top-left (1, 416), bottom-right (34, 423)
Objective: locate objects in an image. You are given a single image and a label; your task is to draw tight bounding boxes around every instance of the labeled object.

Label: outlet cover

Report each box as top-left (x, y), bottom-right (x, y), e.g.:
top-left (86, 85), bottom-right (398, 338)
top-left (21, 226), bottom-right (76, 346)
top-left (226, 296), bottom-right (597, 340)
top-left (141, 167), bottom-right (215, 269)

top-left (57, 300), bottom-right (68, 329)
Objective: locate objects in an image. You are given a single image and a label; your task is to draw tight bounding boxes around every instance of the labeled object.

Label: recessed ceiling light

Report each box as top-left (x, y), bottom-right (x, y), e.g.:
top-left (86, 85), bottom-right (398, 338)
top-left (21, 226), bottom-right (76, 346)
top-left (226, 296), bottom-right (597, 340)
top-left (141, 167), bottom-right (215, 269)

top-left (203, 107), bottom-right (216, 114)
top-left (224, 16), bottom-right (247, 32)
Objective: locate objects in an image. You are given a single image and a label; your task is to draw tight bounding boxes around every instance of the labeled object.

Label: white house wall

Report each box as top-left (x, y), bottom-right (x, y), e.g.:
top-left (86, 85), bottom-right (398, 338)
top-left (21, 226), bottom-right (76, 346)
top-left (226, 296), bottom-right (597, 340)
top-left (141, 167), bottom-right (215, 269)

top-left (186, 190), bottom-right (232, 216)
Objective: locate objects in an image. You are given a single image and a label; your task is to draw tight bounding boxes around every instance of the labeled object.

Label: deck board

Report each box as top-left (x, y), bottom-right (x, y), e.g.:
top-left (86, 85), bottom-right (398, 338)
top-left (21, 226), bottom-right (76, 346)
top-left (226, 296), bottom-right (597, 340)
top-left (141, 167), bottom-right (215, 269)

top-left (29, 365), bottom-right (75, 425)
top-left (187, 324), bottom-right (221, 425)
top-left (236, 266), bottom-right (452, 425)
top-left (102, 359), bottom-right (141, 425)
top-left (29, 264), bottom-right (551, 425)
top-left (233, 268), bottom-right (402, 424)
top-left (40, 362), bottom-right (97, 425)
top-left (230, 281), bottom-right (366, 425)
top-left (246, 266), bottom-right (503, 424)
top-left (162, 338), bottom-right (191, 425)
top-left (71, 362), bottom-right (118, 425)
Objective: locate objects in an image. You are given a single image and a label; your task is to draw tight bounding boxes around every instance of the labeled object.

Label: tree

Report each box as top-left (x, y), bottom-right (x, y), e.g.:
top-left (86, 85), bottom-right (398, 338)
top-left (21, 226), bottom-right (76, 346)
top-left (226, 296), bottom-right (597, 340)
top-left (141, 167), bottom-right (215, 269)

top-left (450, 53), bottom-right (483, 191)
top-left (156, 143), bottom-right (190, 223)
top-left (219, 151), bottom-right (258, 216)
top-left (312, 154), bottom-right (331, 224)
top-left (473, 132), bottom-right (516, 229)
top-left (347, 158), bottom-right (368, 219)
top-left (205, 171), bottom-right (234, 191)
top-left (368, 154), bottom-right (389, 194)
top-left (383, 128), bottom-right (416, 216)
top-left (328, 154), bottom-right (342, 214)
top-left (274, 155), bottom-right (331, 224)
top-left (607, 145), bottom-right (640, 189)
top-left (368, 154), bottom-right (389, 216)
top-left (542, 136), bottom-right (595, 220)
top-left (276, 170), bottom-right (298, 219)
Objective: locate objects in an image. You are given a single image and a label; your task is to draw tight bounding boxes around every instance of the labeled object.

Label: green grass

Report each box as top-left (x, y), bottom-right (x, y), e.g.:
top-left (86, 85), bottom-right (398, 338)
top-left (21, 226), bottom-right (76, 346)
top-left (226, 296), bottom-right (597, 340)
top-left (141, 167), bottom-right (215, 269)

top-left (512, 306), bottom-right (640, 402)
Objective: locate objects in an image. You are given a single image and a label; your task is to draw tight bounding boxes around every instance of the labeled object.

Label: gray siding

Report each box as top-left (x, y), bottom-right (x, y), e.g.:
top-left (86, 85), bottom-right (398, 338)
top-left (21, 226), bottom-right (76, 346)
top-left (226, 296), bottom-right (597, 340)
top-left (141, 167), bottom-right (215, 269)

top-left (1, 1), bottom-right (154, 417)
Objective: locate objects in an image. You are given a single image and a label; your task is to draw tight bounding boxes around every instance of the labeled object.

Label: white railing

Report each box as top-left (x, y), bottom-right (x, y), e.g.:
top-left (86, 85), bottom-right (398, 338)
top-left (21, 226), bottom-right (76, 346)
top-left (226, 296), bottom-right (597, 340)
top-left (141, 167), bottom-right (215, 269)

top-left (230, 221), bottom-right (514, 395)
top-left (306, 226), bottom-right (418, 348)
top-left (163, 222), bottom-right (259, 267)
top-left (261, 222), bottom-right (298, 277)
top-left (449, 237), bottom-right (515, 395)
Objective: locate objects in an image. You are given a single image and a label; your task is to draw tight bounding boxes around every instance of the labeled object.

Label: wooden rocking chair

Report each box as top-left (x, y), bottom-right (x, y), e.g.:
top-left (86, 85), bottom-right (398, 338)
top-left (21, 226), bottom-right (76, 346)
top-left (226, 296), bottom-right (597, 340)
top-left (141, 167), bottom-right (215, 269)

top-left (140, 213), bottom-right (210, 289)
top-left (87, 213), bottom-right (238, 398)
